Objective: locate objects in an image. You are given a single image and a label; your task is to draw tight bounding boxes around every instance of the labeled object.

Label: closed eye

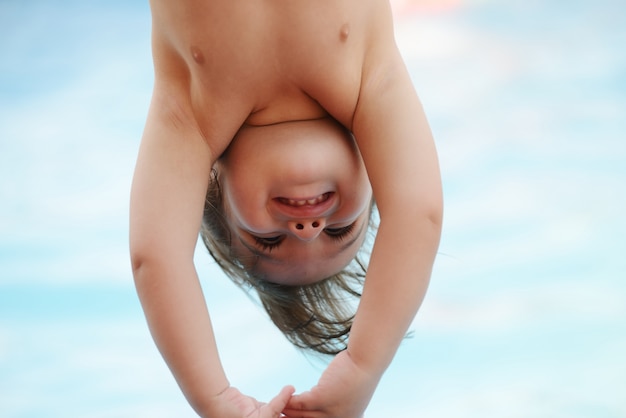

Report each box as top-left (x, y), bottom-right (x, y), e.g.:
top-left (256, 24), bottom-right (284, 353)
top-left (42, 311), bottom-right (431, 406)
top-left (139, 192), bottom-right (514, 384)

top-left (251, 220), bottom-right (359, 254)
top-left (324, 222), bottom-right (356, 242)
top-left (253, 235), bottom-right (284, 252)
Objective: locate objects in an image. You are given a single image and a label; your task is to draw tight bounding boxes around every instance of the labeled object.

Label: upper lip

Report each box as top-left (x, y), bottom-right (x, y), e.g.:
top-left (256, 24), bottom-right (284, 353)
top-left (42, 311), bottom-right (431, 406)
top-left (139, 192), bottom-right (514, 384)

top-left (271, 192), bottom-right (336, 219)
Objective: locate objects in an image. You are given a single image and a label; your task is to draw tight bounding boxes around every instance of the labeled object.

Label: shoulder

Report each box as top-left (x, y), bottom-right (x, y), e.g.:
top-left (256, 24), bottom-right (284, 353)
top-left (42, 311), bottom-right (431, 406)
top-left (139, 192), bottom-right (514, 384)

top-left (294, 0), bottom-right (399, 129)
top-left (147, 0), bottom-right (257, 157)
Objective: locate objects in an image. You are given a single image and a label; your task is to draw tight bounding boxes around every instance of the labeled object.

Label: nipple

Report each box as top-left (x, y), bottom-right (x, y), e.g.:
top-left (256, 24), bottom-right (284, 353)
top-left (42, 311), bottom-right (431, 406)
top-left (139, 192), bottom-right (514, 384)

top-left (190, 46), bottom-right (205, 65)
top-left (339, 23), bottom-right (350, 42)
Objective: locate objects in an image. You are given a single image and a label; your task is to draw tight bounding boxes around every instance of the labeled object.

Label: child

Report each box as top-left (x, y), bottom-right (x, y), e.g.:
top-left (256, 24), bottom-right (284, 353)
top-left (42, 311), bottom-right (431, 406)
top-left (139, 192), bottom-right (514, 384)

top-left (201, 117), bottom-right (375, 357)
top-left (129, 0), bottom-right (442, 417)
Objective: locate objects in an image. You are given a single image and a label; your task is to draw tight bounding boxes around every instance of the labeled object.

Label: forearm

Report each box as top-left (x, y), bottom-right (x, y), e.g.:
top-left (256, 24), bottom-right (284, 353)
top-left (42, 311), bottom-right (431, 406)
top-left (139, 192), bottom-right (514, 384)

top-left (348, 206), bottom-right (441, 375)
top-left (133, 257), bottom-right (228, 417)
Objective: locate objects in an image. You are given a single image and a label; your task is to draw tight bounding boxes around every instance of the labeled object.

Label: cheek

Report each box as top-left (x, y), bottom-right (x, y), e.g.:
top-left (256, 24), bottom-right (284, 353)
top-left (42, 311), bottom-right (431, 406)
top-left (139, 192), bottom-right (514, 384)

top-left (344, 174), bottom-right (372, 212)
top-left (223, 185), bottom-right (271, 233)
top-left (237, 207), bottom-right (268, 231)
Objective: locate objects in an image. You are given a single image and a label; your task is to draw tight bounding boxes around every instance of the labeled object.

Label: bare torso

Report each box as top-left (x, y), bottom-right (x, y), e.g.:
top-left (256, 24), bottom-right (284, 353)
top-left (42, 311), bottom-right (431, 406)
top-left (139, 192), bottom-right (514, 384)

top-left (149, 0), bottom-right (389, 155)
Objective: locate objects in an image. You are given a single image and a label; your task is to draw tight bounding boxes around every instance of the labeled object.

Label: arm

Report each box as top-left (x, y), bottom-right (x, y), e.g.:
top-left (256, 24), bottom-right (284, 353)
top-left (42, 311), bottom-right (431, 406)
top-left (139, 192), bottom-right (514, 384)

top-left (285, 3), bottom-right (442, 416)
top-left (130, 24), bottom-right (292, 417)
top-left (130, 80), bottom-right (224, 414)
top-left (348, 21), bottom-right (443, 381)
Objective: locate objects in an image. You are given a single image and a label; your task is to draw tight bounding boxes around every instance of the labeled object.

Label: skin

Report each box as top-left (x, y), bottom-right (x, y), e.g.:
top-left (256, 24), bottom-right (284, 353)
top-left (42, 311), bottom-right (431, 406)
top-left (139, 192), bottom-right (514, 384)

top-left (130, 0), bottom-right (443, 417)
top-left (217, 118), bottom-right (372, 285)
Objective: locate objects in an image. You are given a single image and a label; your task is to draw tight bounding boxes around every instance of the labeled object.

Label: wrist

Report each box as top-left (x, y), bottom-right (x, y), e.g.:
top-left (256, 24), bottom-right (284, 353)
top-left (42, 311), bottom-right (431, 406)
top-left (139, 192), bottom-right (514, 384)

top-left (186, 381), bottom-right (231, 418)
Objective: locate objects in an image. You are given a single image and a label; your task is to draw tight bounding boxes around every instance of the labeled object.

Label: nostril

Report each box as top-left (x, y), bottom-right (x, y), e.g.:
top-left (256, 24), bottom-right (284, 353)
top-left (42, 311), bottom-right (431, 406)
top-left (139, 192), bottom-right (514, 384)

top-left (296, 223), bottom-right (304, 230)
top-left (312, 221), bottom-right (320, 228)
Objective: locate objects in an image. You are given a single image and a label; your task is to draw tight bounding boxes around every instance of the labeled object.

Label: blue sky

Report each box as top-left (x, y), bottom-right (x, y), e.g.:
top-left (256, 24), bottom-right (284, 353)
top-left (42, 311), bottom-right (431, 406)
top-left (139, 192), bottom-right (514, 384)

top-left (1, 0), bottom-right (625, 416)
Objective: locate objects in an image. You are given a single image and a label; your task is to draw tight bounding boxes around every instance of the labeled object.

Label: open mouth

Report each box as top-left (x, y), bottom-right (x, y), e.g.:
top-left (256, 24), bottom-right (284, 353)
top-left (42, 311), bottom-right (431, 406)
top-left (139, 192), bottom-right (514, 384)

top-left (275, 192), bottom-right (333, 207)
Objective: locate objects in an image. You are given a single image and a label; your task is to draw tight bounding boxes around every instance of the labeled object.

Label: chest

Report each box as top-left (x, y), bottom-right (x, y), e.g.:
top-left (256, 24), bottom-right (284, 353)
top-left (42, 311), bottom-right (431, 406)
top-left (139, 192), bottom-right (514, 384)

top-left (178, 1), bottom-right (368, 129)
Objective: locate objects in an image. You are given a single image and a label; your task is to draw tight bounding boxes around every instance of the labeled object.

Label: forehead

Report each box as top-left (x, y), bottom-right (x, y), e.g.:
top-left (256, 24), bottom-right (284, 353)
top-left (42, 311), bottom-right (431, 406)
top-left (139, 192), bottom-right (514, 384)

top-left (255, 252), bottom-right (355, 285)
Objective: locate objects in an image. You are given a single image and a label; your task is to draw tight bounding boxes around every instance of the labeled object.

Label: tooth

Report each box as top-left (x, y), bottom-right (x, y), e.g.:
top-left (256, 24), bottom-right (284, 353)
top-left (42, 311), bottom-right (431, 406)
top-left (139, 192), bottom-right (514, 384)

top-left (281, 195), bottom-right (329, 207)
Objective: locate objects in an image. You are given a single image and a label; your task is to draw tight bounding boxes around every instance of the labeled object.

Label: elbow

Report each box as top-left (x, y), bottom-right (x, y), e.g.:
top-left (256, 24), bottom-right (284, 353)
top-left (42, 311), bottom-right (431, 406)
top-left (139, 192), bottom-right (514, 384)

top-left (129, 239), bottom-right (159, 289)
top-left (129, 239), bottom-right (195, 290)
top-left (130, 245), bottom-right (150, 287)
top-left (129, 245), bottom-right (169, 301)
top-left (416, 182), bottom-right (444, 237)
top-left (427, 195), bottom-right (444, 234)
top-left (380, 193), bottom-right (443, 234)
top-left (416, 200), bottom-right (443, 250)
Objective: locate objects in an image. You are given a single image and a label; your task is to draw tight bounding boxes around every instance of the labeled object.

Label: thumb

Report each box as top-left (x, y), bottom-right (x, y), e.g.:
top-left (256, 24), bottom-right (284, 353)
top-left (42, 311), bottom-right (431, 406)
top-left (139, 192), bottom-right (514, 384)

top-left (265, 385), bottom-right (295, 416)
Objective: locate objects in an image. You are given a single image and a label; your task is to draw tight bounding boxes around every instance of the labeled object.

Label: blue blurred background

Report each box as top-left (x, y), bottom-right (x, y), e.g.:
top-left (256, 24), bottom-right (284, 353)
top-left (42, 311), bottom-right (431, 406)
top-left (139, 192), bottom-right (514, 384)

top-left (1, 0), bottom-right (625, 416)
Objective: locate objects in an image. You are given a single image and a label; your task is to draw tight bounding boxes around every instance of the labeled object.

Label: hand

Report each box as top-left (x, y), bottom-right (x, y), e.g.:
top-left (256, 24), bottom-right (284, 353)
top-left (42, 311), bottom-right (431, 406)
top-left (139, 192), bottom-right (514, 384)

top-left (282, 351), bottom-right (380, 418)
top-left (207, 385), bottom-right (295, 418)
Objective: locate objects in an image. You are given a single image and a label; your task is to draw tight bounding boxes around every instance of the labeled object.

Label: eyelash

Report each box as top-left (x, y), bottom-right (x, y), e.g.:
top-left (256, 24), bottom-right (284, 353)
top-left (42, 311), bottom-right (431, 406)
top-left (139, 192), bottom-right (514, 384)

top-left (324, 222), bottom-right (356, 242)
top-left (253, 222), bottom-right (357, 252)
top-left (253, 235), bottom-right (283, 252)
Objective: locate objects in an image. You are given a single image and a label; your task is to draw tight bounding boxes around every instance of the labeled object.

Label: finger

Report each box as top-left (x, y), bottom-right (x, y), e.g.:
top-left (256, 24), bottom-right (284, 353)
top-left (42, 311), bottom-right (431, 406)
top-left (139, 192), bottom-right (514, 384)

top-left (283, 408), bottom-right (329, 418)
top-left (280, 409), bottom-right (320, 418)
top-left (281, 406), bottom-right (323, 418)
top-left (265, 385), bottom-right (295, 416)
top-left (282, 391), bottom-right (326, 418)
top-left (281, 407), bottom-right (324, 418)
top-left (284, 391), bottom-right (316, 411)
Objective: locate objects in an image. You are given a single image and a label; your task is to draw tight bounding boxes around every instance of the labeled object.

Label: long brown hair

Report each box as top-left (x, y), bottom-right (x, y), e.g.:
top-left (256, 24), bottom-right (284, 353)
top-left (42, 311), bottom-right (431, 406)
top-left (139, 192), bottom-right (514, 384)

top-left (200, 169), bottom-right (375, 356)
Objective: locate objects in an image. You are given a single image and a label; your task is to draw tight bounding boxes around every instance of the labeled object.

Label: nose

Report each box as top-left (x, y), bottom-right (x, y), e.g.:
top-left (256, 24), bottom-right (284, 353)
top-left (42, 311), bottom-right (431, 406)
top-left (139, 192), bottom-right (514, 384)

top-left (288, 218), bottom-right (326, 242)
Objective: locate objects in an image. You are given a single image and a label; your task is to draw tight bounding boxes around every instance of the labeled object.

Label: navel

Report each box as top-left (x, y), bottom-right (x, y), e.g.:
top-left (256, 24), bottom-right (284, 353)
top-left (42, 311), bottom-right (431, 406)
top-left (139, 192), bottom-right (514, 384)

top-left (190, 45), bottom-right (205, 65)
top-left (339, 23), bottom-right (350, 42)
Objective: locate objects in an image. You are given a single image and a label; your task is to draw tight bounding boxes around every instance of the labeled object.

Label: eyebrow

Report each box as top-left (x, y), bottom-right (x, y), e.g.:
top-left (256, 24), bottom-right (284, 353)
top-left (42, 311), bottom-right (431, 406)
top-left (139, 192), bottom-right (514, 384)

top-left (237, 219), bottom-right (367, 264)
